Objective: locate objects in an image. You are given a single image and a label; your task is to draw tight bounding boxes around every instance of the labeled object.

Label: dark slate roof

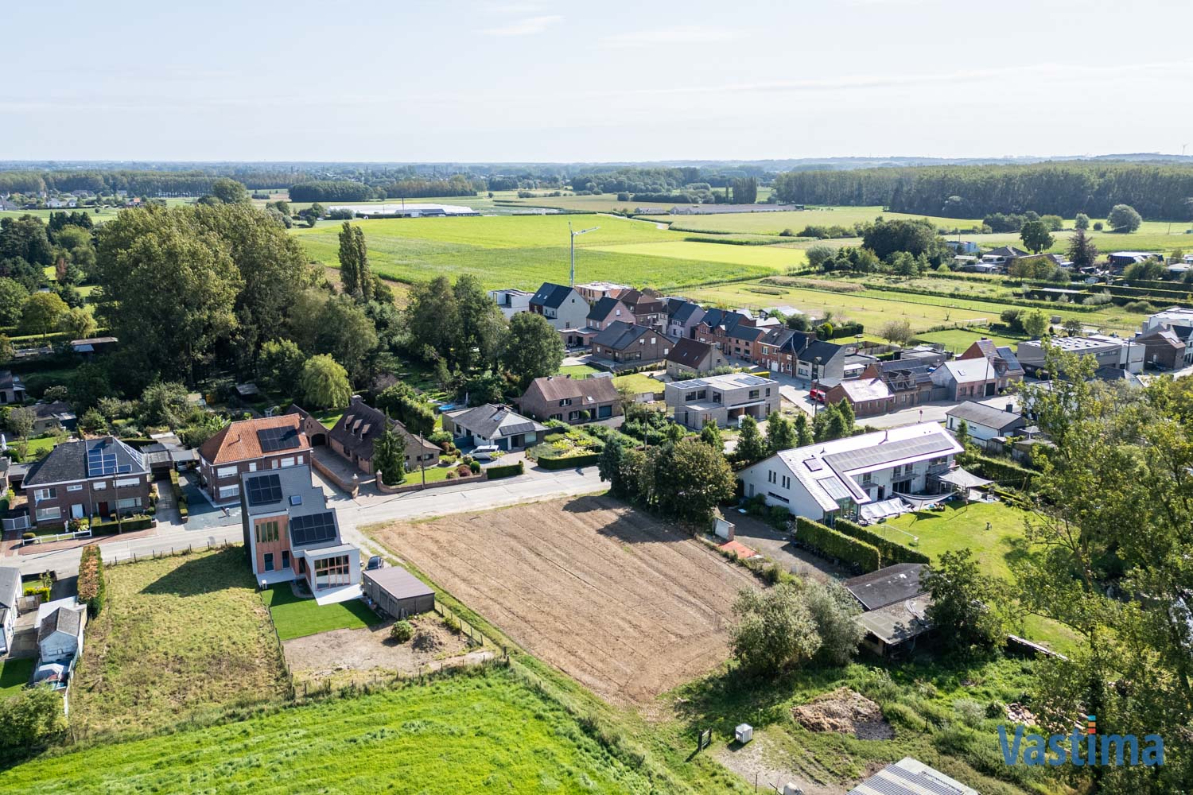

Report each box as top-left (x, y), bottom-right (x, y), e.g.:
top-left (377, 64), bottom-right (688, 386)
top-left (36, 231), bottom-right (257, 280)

top-left (0, 371), bottom-right (22, 391)
top-left (987, 245), bottom-right (1029, 258)
top-left (530, 282), bottom-right (574, 309)
top-left (593, 321), bottom-right (652, 351)
top-left (669, 300), bottom-right (703, 324)
top-left (666, 338), bottom-right (715, 366)
top-left (363, 566), bottom-right (434, 601)
top-left (727, 323), bottom-right (765, 342)
top-left (24, 436), bottom-right (147, 487)
top-left (586, 296), bottom-right (624, 323)
top-left (38, 605), bottom-right (84, 643)
top-left (946, 400), bottom-right (1024, 431)
top-left (329, 400), bottom-right (427, 462)
top-left (448, 404), bottom-right (545, 439)
top-left (0, 567), bottom-right (20, 610)
top-left (799, 340), bottom-right (846, 364)
top-left (844, 563), bottom-right (927, 611)
top-left (700, 308), bottom-right (727, 329)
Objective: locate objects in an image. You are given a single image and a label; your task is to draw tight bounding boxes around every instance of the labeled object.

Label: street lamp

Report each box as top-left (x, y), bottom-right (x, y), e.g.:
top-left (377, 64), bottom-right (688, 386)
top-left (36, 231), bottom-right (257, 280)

top-left (569, 222), bottom-right (599, 287)
top-left (813, 355), bottom-right (822, 416)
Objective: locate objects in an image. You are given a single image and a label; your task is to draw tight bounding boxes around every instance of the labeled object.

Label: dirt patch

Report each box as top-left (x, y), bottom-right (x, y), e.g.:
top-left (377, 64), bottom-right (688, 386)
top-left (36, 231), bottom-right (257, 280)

top-left (282, 615), bottom-right (481, 687)
top-left (372, 495), bottom-right (760, 705)
top-left (714, 732), bottom-right (845, 795)
top-left (792, 688), bottom-right (894, 740)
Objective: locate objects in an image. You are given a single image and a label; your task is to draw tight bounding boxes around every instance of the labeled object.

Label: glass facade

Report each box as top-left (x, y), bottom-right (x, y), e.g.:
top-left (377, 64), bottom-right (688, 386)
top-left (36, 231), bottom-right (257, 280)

top-left (313, 555), bottom-right (351, 590)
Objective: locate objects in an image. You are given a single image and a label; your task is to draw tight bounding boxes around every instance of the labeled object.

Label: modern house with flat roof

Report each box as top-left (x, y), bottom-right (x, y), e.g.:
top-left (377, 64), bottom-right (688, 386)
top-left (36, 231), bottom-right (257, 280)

top-left (737, 422), bottom-right (963, 523)
top-left (488, 288), bottom-right (533, 319)
top-left (665, 372), bottom-right (779, 429)
top-left (1016, 334), bottom-right (1144, 375)
top-left (240, 464), bottom-right (360, 602)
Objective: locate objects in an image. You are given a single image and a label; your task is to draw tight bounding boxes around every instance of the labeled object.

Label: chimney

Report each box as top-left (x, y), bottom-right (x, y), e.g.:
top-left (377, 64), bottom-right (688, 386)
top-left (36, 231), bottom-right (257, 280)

top-left (350, 394), bottom-right (362, 405)
top-left (1006, 403), bottom-right (1014, 413)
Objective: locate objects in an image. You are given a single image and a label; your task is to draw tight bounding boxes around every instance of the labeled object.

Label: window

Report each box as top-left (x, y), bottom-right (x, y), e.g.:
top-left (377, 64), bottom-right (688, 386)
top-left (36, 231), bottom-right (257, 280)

top-left (92, 482), bottom-right (106, 490)
top-left (249, 462), bottom-right (258, 472)
top-left (116, 497), bottom-right (141, 510)
top-left (256, 521), bottom-right (279, 543)
top-left (115, 478), bottom-right (140, 488)
top-left (218, 485), bottom-right (240, 500)
top-left (36, 506), bottom-right (61, 522)
top-left (313, 554), bottom-right (352, 589)
top-left (67, 485), bottom-right (83, 492)
top-left (767, 492), bottom-right (790, 504)
top-left (281, 550), bottom-right (290, 570)
top-left (263, 553), bottom-right (274, 572)
top-left (768, 470), bottom-right (777, 484)
top-left (33, 488), bottom-right (56, 502)
top-left (782, 475), bottom-right (791, 489)
top-left (216, 466), bottom-right (238, 479)
top-left (280, 457), bottom-right (295, 468)
top-left (861, 472), bottom-right (873, 485)
top-left (560, 398), bottom-right (573, 406)
top-left (748, 390), bottom-right (760, 400)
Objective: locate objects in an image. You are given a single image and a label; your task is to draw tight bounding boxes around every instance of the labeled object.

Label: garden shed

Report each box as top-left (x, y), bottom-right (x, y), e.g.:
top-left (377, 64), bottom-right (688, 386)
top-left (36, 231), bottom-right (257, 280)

top-left (362, 567), bottom-right (435, 619)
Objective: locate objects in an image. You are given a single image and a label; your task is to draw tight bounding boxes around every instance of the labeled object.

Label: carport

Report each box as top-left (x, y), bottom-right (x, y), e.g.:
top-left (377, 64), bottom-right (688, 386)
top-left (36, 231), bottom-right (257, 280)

top-left (362, 567), bottom-right (435, 619)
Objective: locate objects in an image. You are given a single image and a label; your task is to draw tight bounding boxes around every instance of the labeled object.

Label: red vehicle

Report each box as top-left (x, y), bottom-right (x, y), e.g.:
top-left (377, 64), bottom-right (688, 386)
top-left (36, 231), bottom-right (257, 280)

top-left (809, 388), bottom-right (827, 404)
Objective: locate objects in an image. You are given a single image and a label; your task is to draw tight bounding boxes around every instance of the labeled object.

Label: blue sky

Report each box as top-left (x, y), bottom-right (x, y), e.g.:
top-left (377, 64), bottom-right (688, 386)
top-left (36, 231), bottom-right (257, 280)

top-left (4, 0), bottom-right (1193, 162)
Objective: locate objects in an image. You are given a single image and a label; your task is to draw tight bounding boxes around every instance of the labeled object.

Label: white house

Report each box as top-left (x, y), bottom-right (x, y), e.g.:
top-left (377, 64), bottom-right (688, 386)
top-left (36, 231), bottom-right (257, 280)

top-left (737, 422), bottom-right (963, 523)
top-left (489, 288), bottom-right (533, 319)
top-left (945, 400), bottom-right (1026, 443)
top-left (0, 567), bottom-right (20, 656)
top-left (36, 600), bottom-right (86, 661)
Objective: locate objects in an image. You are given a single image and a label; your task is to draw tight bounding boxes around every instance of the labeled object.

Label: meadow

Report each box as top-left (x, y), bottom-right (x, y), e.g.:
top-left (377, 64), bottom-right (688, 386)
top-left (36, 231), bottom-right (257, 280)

top-left (69, 547), bottom-right (288, 738)
top-left (643, 205), bottom-right (982, 236)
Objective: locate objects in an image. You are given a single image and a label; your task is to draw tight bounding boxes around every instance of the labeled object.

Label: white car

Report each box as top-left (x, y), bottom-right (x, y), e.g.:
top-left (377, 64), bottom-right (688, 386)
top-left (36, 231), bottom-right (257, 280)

top-left (472, 445), bottom-right (500, 461)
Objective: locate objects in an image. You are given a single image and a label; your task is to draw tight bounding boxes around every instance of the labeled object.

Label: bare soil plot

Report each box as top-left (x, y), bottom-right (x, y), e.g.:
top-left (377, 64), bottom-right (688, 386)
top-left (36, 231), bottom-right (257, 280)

top-left (373, 495), bottom-right (760, 705)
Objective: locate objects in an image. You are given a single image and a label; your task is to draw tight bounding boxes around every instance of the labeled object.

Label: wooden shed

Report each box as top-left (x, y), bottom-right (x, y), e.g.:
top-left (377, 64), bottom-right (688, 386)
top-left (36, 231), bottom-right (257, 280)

top-left (362, 567), bottom-right (435, 619)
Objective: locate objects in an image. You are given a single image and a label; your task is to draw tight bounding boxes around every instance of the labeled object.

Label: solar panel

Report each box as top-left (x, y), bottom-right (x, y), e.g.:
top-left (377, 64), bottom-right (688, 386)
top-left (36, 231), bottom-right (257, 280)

top-left (290, 512), bottom-right (337, 546)
top-left (502, 421), bottom-right (535, 436)
top-left (246, 473), bottom-right (283, 506)
top-left (257, 426), bottom-right (301, 454)
top-left (804, 458), bottom-right (824, 472)
top-left (87, 447), bottom-right (120, 477)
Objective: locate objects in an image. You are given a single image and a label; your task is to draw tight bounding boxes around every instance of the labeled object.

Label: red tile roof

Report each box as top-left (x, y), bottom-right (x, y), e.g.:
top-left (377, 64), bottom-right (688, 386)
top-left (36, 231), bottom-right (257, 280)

top-left (198, 414), bottom-right (308, 465)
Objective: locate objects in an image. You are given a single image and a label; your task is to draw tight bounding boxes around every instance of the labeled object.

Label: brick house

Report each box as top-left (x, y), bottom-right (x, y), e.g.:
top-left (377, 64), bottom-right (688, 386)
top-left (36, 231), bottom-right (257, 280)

top-left (665, 338), bottom-right (728, 379)
top-left (515, 375), bottom-right (621, 424)
top-left (22, 436), bottom-right (152, 529)
top-left (590, 322), bottom-right (676, 368)
top-left (825, 377), bottom-right (895, 417)
top-left (1136, 325), bottom-right (1193, 369)
top-left (198, 415), bottom-right (311, 505)
top-left (327, 397), bottom-right (440, 476)
top-left (863, 361), bottom-right (937, 409)
top-left (665, 299), bottom-right (706, 340)
top-left (617, 289), bottom-right (668, 331)
top-left (240, 464), bottom-right (360, 596)
top-left (755, 328), bottom-right (815, 376)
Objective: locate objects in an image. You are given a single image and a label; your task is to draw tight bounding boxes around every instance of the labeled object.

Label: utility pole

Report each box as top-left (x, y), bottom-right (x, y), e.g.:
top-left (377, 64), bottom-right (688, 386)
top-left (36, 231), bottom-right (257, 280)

top-left (569, 222), bottom-right (599, 286)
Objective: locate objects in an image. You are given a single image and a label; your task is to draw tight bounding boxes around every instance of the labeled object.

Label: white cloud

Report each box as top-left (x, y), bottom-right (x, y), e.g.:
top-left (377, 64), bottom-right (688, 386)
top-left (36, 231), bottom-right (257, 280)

top-left (601, 25), bottom-right (743, 48)
top-left (479, 14), bottom-right (562, 36)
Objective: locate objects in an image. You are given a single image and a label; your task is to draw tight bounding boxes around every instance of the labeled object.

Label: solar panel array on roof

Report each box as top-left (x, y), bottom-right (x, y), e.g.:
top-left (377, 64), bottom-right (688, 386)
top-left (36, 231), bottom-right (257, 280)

top-left (290, 511), bottom-right (337, 546)
top-left (803, 458), bottom-right (824, 472)
top-left (246, 473), bottom-right (283, 506)
top-left (256, 426), bottom-right (301, 454)
top-left (737, 375), bottom-right (769, 386)
top-left (823, 435), bottom-right (953, 473)
top-left (86, 446), bottom-right (130, 477)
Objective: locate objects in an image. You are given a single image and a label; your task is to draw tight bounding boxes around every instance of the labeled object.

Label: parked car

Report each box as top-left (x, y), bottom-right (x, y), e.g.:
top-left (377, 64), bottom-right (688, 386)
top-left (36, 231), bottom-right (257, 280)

top-left (810, 388), bottom-right (826, 404)
top-left (365, 555), bottom-right (383, 571)
top-left (472, 445), bottom-right (500, 461)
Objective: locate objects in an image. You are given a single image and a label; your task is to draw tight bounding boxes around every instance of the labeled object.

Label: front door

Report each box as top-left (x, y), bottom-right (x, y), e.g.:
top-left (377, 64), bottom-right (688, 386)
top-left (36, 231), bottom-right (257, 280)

top-left (264, 553), bottom-right (274, 572)
top-left (97, 501), bottom-right (109, 516)
top-left (985, 382), bottom-right (996, 397)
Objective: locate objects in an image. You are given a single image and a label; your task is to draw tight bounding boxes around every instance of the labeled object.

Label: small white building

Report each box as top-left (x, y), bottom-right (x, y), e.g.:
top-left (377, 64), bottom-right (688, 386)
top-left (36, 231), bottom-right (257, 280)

top-left (489, 288), bottom-right (533, 319)
top-left (945, 400), bottom-right (1026, 443)
top-left (36, 599), bottom-right (86, 661)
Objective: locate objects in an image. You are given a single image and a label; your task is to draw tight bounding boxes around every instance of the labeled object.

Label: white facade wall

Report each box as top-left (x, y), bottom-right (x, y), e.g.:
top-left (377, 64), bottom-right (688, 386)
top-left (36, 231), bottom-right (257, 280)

top-left (738, 462), bottom-right (828, 521)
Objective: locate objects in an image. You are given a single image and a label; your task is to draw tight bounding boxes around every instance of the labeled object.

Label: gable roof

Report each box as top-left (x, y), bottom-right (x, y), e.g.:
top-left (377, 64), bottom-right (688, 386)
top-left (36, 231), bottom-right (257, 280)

top-left (24, 436), bottom-right (147, 487)
top-left (593, 321), bottom-right (675, 351)
top-left (844, 563), bottom-right (927, 611)
top-left (530, 282), bottom-right (576, 309)
top-left (668, 300), bottom-right (703, 324)
top-left (521, 375), bottom-right (619, 405)
top-left (329, 400), bottom-right (432, 462)
top-left (198, 415), bottom-right (308, 466)
top-left (987, 245), bottom-right (1029, 258)
top-left (1138, 326), bottom-right (1184, 348)
top-left (946, 400), bottom-right (1024, 431)
top-left (666, 338), bottom-right (717, 367)
top-left (586, 296), bottom-right (628, 323)
top-left (834, 378), bottom-right (892, 403)
top-left (0, 567), bottom-right (19, 610)
top-left (799, 339), bottom-right (846, 364)
top-left (447, 404), bottom-right (546, 439)
top-left (37, 605), bottom-right (84, 643)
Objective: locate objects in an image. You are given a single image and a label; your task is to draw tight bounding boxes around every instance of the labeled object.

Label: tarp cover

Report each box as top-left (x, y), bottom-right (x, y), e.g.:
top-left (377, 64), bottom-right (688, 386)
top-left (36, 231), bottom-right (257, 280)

top-left (935, 467), bottom-right (992, 490)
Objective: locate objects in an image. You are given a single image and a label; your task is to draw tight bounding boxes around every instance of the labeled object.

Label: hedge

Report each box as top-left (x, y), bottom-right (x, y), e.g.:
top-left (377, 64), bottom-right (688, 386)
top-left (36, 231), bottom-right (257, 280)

top-left (794, 517), bottom-right (881, 572)
top-left (966, 454), bottom-right (1035, 489)
top-left (77, 544), bottom-right (105, 617)
top-left (485, 461), bottom-right (524, 480)
top-left (834, 518), bottom-right (930, 566)
top-left (537, 452), bottom-right (601, 470)
top-left (91, 515), bottom-right (155, 534)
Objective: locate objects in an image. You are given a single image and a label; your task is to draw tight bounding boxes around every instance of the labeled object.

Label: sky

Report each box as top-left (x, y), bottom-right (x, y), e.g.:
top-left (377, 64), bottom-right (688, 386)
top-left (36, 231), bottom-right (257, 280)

top-left (4, 0), bottom-right (1193, 163)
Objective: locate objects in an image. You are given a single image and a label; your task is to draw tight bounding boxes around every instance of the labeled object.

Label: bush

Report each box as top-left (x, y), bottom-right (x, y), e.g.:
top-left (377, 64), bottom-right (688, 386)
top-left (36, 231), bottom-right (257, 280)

top-left (834, 518), bottom-right (930, 565)
top-left (486, 461), bottom-right (523, 479)
top-left (1123, 299), bottom-right (1155, 313)
top-left (967, 454), bottom-right (1035, 489)
top-left (389, 620), bottom-right (414, 643)
top-left (443, 614), bottom-right (461, 634)
top-left (0, 686), bottom-right (66, 751)
top-left (953, 698), bottom-right (987, 728)
top-left (794, 517), bottom-right (881, 572)
top-left (77, 543), bottom-right (105, 617)
top-left (468, 460), bottom-right (481, 474)
top-left (536, 452), bottom-right (600, 470)
top-left (456, 464), bottom-right (472, 477)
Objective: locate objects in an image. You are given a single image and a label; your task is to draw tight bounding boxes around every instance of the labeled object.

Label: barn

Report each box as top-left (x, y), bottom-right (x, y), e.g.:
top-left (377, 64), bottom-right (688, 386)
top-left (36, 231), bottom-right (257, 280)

top-left (362, 567), bottom-right (435, 619)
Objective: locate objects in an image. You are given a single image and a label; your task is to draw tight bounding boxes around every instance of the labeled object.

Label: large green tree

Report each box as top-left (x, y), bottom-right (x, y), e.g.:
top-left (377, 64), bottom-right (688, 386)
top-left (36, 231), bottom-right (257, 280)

top-left (300, 354), bottom-right (351, 409)
top-left (0, 215), bottom-right (53, 266)
top-left (734, 415), bottom-right (768, 465)
top-left (730, 583), bottom-right (822, 676)
top-left (1107, 203), bottom-right (1143, 233)
top-left (315, 296), bottom-right (379, 380)
top-left (0, 278), bottom-right (29, 325)
top-left (639, 437), bottom-right (736, 524)
top-left (453, 274), bottom-right (507, 372)
top-left (405, 275), bottom-right (460, 364)
top-left (337, 221), bottom-right (372, 301)
top-left (502, 312), bottom-right (563, 388)
top-left (371, 419), bottom-right (407, 486)
top-left (20, 292), bottom-right (68, 339)
top-left (1019, 219), bottom-right (1054, 253)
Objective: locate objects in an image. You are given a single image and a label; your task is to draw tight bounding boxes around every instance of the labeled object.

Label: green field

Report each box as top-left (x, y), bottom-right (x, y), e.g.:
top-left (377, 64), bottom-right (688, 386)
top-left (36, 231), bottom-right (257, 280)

top-left (0, 657), bottom-right (34, 698)
top-left (70, 548), bottom-right (288, 737)
top-left (262, 585), bottom-right (381, 641)
top-left (557, 364), bottom-right (600, 378)
top-left (644, 205), bottom-right (982, 236)
top-left (0, 666), bottom-right (665, 794)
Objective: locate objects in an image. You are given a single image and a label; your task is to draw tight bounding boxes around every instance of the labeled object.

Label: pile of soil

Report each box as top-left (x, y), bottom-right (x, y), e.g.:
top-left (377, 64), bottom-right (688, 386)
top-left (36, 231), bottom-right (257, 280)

top-left (411, 629), bottom-right (444, 653)
top-left (792, 688), bottom-right (894, 740)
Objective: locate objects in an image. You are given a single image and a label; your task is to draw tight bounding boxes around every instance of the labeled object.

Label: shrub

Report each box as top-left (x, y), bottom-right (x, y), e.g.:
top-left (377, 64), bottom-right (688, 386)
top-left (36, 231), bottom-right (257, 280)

top-left (77, 543), bottom-right (105, 616)
top-left (443, 614), bottom-right (461, 634)
top-left (1123, 299), bottom-right (1155, 314)
top-left (536, 452), bottom-right (600, 470)
top-left (389, 620), bottom-right (414, 643)
top-left (0, 686), bottom-right (66, 751)
top-left (468, 460), bottom-right (481, 474)
top-left (456, 464), bottom-right (472, 477)
top-left (486, 461), bottom-right (524, 479)
top-left (794, 517), bottom-right (881, 572)
top-left (953, 698), bottom-right (987, 728)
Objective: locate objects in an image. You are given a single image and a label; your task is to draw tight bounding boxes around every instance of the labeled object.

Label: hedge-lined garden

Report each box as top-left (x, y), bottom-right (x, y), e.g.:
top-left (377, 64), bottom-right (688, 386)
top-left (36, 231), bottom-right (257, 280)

top-left (794, 517), bottom-right (881, 572)
top-left (833, 518), bottom-right (930, 566)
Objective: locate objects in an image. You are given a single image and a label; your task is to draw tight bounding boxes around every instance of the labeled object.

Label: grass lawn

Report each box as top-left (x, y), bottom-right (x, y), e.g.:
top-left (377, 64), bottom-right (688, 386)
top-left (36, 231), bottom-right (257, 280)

top-left (0, 657), bottom-right (34, 698)
top-left (914, 327), bottom-right (1027, 352)
top-left (262, 585), bottom-right (381, 641)
top-left (0, 666), bottom-right (668, 794)
top-left (557, 363), bottom-right (600, 378)
top-left (645, 205), bottom-right (982, 236)
top-left (70, 547), bottom-right (288, 737)
top-left (312, 408), bottom-right (343, 429)
top-left (613, 372), bottom-right (664, 397)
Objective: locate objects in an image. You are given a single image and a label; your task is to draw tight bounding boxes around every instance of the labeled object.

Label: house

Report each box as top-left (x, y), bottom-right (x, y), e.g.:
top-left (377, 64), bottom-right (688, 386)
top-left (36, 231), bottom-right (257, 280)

top-left (755, 327), bottom-right (814, 376)
top-left (585, 296), bottom-right (634, 331)
top-left (665, 373), bottom-right (780, 430)
top-left (515, 375), bottom-right (621, 424)
top-left (796, 339), bottom-right (849, 383)
top-left (848, 757), bottom-right (976, 795)
top-left (442, 404), bottom-right (545, 451)
top-left (897, 344), bottom-right (950, 368)
top-left (1142, 306), bottom-right (1193, 334)
top-left (617, 289), bottom-right (668, 331)
top-left (489, 288), bottom-right (533, 319)
top-left (363, 566), bottom-right (435, 619)
top-left (1136, 324), bottom-right (1193, 369)
top-left (559, 326), bottom-right (601, 349)
top-left (0, 370), bottom-right (26, 404)
top-left (824, 377), bottom-right (894, 417)
top-left (931, 339), bottom-right (1024, 400)
top-left (327, 397), bottom-right (440, 477)
top-left (198, 415), bottom-right (311, 504)
top-left (37, 599), bottom-right (87, 662)
top-left (1108, 251), bottom-right (1156, 269)
top-left (574, 281), bottom-right (628, 302)
top-left (665, 299), bottom-right (706, 340)
top-left (23, 436), bottom-right (152, 528)
top-left (737, 422), bottom-right (963, 522)
top-left (958, 338), bottom-right (1024, 382)
top-left (944, 240), bottom-right (979, 255)
top-left (843, 352), bottom-right (880, 380)
top-left (1016, 334), bottom-right (1144, 375)
top-left (665, 338), bottom-right (728, 379)
top-left (723, 322), bottom-right (767, 362)
top-left (590, 322), bottom-right (676, 368)
top-left (981, 245), bottom-right (1029, 267)
top-left (30, 401), bottom-right (76, 434)
top-left (946, 400), bottom-right (1026, 443)
top-left (528, 282), bottom-right (588, 331)
top-left (862, 360), bottom-right (938, 409)
top-left (240, 464), bottom-right (361, 599)
top-left (0, 567), bottom-right (19, 656)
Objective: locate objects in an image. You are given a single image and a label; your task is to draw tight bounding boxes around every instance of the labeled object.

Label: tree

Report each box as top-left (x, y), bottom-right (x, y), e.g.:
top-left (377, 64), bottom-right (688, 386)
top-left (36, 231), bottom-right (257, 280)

top-left (734, 415), bottom-right (768, 465)
top-left (0, 334), bottom-right (13, 365)
top-left (1019, 219), bottom-right (1054, 254)
top-left (877, 318), bottom-right (914, 346)
top-left (78, 407), bottom-right (108, 435)
top-left (1074, 212), bottom-right (1090, 230)
top-left (786, 313), bottom-right (811, 332)
top-left (502, 312), bottom-right (564, 388)
top-left (337, 221), bottom-right (372, 300)
top-left (70, 363), bottom-right (112, 411)
top-left (1021, 308), bottom-right (1049, 338)
top-left (794, 412), bottom-right (813, 446)
top-left (300, 355), bottom-right (351, 409)
top-left (0, 278), bottom-right (29, 325)
top-left (257, 339), bottom-right (306, 394)
top-left (7, 405), bottom-right (34, 439)
top-left (1062, 317), bottom-right (1083, 336)
top-left (0, 686), bottom-right (66, 751)
top-left (58, 306), bottom-right (97, 340)
top-left (803, 580), bottom-right (864, 666)
top-left (454, 275), bottom-right (508, 372)
top-left (765, 411), bottom-right (796, 454)
top-left (314, 296), bottom-right (378, 380)
top-left (371, 419), bottom-right (407, 486)
top-left (924, 549), bottom-right (1004, 656)
top-left (139, 381), bottom-right (190, 427)
top-left (861, 218), bottom-right (942, 261)
top-left (641, 437), bottom-right (736, 524)
top-left (207, 178), bottom-right (249, 204)
top-left (700, 418), bottom-right (723, 451)
top-left (805, 244), bottom-right (835, 270)
top-left (1107, 203), bottom-right (1142, 233)
top-left (0, 215), bottom-right (54, 266)
top-left (730, 583), bottom-right (822, 676)
top-left (1067, 228), bottom-right (1098, 269)
top-left (405, 275), bottom-right (461, 365)
top-left (1040, 214), bottom-right (1064, 232)
top-left (20, 292), bottom-right (68, 339)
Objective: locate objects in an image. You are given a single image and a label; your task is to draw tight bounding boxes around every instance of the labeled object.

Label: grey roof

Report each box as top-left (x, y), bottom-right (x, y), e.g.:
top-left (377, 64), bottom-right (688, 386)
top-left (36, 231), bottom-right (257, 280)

top-left (530, 282), bottom-right (575, 309)
top-left (844, 563), bottom-right (927, 611)
top-left (0, 370), bottom-right (22, 392)
top-left (823, 435), bottom-right (955, 475)
top-left (38, 605), bottom-right (84, 643)
top-left (0, 567), bottom-right (20, 610)
top-left (329, 400), bottom-right (429, 462)
top-left (669, 300), bottom-right (703, 324)
top-left (586, 296), bottom-right (625, 323)
top-left (847, 757), bottom-right (976, 795)
top-left (667, 338), bottom-right (716, 366)
top-left (448, 404), bottom-right (545, 439)
top-left (946, 400), bottom-right (1024, 431)
top-left (727, 323), bottom-right (765, 342)
top-left (24, 436), bottom-right (147, 487)
top-left (593, 321), bottom-right (675, 351)
top-left (242, 464), bottom-right (327, 519)
top-left (363, 566), bottom-right (434, 600)
top-left (799, 340), bottom-right (846, 364)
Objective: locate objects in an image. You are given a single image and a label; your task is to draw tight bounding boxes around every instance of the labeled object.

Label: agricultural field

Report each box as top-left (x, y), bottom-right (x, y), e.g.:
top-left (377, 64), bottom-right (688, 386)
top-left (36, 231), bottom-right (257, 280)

top-left (644, 205), bottom-right (982, 236)
top-left (0, 206), bottom-right (123, 224)
top-left (0, 667), bottom-right (677, 794)
top-left (69, 547), bottom-right (288, 738)
top-left (291, 214), bottom-right (790, 291)
top-left (372, 495), bottom-right (760, 706)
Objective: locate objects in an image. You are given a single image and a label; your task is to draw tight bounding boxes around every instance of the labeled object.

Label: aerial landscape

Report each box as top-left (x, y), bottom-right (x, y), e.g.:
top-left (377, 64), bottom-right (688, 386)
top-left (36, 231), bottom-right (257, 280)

top-left (1, 2), bottom-right (1192, 794)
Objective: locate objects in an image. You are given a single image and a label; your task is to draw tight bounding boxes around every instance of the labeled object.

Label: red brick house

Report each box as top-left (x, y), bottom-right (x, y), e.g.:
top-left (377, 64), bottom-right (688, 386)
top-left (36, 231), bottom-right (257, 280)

top-left (22, 437), bottom-right (152, 529)
top-left (515, 375), bottom-right (621, 424)
top-left (327, 397), bottom-right (440, 476)
top-left (198, 415), bottom-right (311, 505)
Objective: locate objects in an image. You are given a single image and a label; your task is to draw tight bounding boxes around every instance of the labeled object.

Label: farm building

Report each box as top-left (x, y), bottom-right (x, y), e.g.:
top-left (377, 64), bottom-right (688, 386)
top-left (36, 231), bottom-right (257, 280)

top-left (843, 564), bottom-right (933, 656)
top-left (847, 757), bottom-right (976, 795)
top-left (362, 567), bottom-right (435, 619)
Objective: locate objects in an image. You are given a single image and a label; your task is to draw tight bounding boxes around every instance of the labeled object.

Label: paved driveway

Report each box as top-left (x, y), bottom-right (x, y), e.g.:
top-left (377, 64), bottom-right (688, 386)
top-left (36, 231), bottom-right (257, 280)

top-left (180, 471), bottom-right (240, 531)
top-left (726, 513), bottom-right (848, 582)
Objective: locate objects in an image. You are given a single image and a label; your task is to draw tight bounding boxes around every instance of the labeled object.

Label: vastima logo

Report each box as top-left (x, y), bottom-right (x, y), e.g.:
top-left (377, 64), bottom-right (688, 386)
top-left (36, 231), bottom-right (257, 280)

top-left (998, 715), bottom-right (1164, 767)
